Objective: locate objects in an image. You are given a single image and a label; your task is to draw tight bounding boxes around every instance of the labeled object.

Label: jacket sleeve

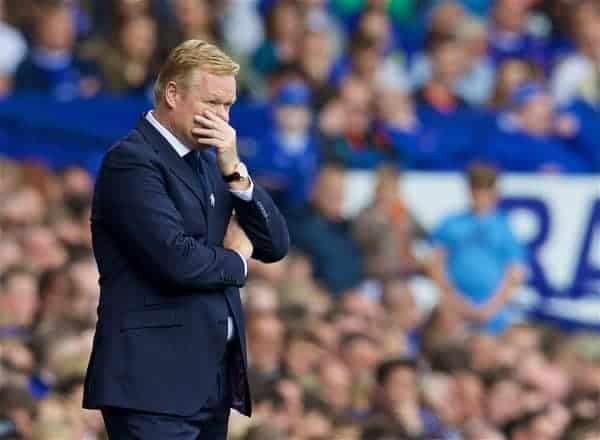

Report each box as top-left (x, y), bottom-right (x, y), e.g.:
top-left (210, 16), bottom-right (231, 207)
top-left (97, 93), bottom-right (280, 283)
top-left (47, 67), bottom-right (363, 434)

top-left (232, 183), bottom-right (290, 263)
top-left (97, 145), bottom-right (246, 289)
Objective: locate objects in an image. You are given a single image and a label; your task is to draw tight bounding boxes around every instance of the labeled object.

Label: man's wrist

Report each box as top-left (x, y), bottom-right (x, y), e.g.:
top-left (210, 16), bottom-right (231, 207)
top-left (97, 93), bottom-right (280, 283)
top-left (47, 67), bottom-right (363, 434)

top-left (221, 160), bottom-right (239, 177)
top-left (228, 177), bottom-right (251, 191)
top-left (223, 161), bottom-right (248, 182)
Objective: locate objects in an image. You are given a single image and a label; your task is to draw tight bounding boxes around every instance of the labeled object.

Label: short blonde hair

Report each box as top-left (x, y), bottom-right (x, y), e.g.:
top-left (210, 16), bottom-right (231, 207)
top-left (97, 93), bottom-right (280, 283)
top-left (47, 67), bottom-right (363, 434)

top-left (153, 39), bottom-right (240, 104)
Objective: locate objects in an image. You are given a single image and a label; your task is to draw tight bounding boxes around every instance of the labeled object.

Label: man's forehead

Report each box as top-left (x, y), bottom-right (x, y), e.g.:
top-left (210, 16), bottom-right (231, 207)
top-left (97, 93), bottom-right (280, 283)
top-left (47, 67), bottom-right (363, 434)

top-left (192, 70), bottom-right (236, 101)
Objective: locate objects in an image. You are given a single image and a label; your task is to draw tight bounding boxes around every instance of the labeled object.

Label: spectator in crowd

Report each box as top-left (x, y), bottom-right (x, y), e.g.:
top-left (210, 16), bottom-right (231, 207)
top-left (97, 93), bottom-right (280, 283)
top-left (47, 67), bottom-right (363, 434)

top-left (550, 0), bottom-right (600, 106)
top-left (370, 358), bottom-right (434, 438)
top-left (562, 98), bottom-right (600, 172)
top-left (414, 34), bottom-right (480, 170)
top-left (453, 17), bottom-right (495, 105)
top-left (381, 277), bottom-right (422, 356)
top-left (352, 165), bottom-right (426, 281)
top-left (246, 312), bottom-right (285, 388)
top-left (484, 82), bottom-right (588, 172)
top-left (0, 385), bottom-right (36, 439)
top-left (92, 0), bottom-right (158, 36)
top-left (221, 0), bottom-right (265, 58)
top-left (487, 0), bottom-right (549, 69)
top-left (373, 81), bottom-right (425, 168)
top-left (288, 164), bottom-right (364, 294)
top-left (298, 0), bottom-right (345, 53)
top-left (163, 0), bottom-right (218, 53)
top-left (252, 0), bottom-right (303, 76)
top-left (97, 15), bottom-right (158, 96)
top-left (14, 1), bottom-right (100, 100)
top-left (0, 0), bottom-right (26, 95)
top-left (314, 356), bottom-right (353, 417)
top-left (244, 81), bottom-right (320, 211)
top-left (411, 15), bottom-right (493, 106)
top-left (489, 58), bottom-right (539, 108)
top-left (298, 28), bottom-right (337, 107)
top-left (320, 75), bottom-right (392, 168)
top-left (0, 268), bottom-right (39, 339)
top-left (353, 7), bottom-right (408, 89)
top-left (428, 162), bottom-right (526, 334)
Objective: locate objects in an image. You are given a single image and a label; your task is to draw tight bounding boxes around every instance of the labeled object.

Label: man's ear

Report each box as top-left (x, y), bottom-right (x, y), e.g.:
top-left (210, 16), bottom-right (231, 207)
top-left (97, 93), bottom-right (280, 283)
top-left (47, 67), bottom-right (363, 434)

top-left (165, 81), bottom-right (178, 109)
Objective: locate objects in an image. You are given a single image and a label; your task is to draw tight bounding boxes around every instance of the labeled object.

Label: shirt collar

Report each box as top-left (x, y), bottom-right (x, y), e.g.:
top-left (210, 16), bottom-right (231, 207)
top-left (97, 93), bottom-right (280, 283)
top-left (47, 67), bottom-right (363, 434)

top-left (145, 110), bottom-right (191, 157)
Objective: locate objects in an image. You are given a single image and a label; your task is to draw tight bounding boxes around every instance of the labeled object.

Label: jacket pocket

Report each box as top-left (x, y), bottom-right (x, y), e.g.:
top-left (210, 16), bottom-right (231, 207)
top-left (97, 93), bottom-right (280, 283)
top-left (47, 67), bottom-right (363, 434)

top-left (120, 308), bottom-right (182, 331)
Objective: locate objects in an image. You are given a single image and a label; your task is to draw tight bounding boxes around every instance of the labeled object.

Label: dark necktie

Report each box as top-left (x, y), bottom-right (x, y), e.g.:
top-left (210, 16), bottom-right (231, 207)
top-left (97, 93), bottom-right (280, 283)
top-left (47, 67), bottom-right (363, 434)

top-left (184, 150), bottom-right (201, 177)
top-left (184, 150), bottom-right (210, 200)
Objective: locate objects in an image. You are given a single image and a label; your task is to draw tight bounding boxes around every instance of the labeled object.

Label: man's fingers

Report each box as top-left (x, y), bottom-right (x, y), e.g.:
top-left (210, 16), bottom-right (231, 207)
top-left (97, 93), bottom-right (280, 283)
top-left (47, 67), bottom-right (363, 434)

top-left (195, 137), bottom-right (224, 147)
top-left (196, 112), bottom-right (227, 128)
top-left (203, 110), bottom-right (225, 123)
top-left (192, 127), bottom-right (222, 139)
top-left (194, 114), bottom-right (219, 128)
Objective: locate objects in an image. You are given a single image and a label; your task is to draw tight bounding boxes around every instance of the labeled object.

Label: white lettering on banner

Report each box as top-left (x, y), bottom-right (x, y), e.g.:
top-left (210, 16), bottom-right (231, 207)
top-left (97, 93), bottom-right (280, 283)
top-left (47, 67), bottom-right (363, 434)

top-left (344, 172), bottom-right (600, 327)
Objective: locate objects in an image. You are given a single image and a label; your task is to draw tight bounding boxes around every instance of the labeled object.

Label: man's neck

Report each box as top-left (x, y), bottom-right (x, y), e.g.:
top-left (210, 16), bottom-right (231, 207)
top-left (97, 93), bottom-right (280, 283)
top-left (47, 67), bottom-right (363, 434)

top-left (152, 108), bottom-right (194, 150)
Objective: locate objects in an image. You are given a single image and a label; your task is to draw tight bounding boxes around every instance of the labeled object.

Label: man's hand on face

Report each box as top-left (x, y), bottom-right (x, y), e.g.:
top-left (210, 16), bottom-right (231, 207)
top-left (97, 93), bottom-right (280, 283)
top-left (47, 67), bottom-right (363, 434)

top-left (223, 215), bottom-right (253, 261)
top-left (192, 110), bottom-right (239, 176)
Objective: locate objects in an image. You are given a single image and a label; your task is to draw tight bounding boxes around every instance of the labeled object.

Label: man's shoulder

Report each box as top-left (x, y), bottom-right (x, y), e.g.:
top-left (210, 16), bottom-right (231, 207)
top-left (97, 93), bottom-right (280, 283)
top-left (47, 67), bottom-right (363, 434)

top-left (440, 210), bottom-right (472, 226)
top-left (103, 128), bottom-right (154, 166)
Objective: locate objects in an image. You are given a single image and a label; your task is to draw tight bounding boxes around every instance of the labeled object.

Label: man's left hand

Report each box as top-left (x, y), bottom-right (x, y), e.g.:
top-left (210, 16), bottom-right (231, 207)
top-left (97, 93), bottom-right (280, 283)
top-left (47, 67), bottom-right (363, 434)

top-left (193, 110), bottom-right (239, 175)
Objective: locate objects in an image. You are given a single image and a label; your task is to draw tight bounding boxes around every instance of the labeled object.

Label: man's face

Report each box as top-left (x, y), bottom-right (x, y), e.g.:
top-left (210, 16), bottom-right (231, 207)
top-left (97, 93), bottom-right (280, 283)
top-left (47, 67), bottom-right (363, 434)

top-left (168, 69), bottom-right (236, 149)
top-left (247, 314), bottom-right (284, 372)
top-left (174, 0), bottom-right (209, 35)
top-left (383, 366), bottom-right (417, 406)
top-left (319, 361), bottom-right (352, 410)
top-left (471, 187), bottom-right (498, 214)
top-left (4, 274), bottom-right (39, 326)
top-left (432, 42), bottom-right (467, 86)
top-left (120, 16), bottom-right (156, 61)
top-left (38, 7), bottom-right (75, 51)
top-left (518, 94), bottom-right (553, 135)
top-left (313, 168), bottom-right (345, 221)
top-left (275, 105), bottom-right (311, 134)
top-left (487, 380), bottom-right (523, 424)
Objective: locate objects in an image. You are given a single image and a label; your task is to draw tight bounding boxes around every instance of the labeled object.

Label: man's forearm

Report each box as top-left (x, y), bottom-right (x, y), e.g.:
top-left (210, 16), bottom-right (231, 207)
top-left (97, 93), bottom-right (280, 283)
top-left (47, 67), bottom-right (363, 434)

top-left (232, 184), bottom-right (289, 263)
top-left (481, 263), bottom-right (526, 314)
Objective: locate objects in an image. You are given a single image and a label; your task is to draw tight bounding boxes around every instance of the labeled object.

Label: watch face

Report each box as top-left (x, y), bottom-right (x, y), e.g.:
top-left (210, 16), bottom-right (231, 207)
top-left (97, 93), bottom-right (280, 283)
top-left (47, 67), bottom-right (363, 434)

top-left (224, 162), bottom-right (248, 182)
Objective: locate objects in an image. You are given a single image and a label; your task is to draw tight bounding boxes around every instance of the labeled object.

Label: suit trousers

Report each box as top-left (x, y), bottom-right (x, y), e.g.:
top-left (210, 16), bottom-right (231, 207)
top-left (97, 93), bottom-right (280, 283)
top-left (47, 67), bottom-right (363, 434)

top-left (102, 343), bottom-right (234, 440)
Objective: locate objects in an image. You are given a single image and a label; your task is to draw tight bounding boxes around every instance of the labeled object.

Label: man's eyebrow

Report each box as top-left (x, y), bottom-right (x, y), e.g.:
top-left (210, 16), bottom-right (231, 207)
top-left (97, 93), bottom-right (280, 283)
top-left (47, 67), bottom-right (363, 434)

top-left (207, 95), bottom-right (236, 105)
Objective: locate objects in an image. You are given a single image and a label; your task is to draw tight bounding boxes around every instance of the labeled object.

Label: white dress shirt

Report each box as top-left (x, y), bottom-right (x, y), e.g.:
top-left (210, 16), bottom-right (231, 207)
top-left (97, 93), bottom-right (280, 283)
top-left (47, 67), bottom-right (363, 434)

top-left (146, 111), bottom-right (252, 341)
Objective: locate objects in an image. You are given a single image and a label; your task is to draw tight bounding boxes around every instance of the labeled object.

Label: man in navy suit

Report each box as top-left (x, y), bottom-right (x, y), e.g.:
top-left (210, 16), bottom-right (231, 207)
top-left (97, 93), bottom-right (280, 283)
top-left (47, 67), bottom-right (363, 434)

top-left (83, 40), bottom-right (289, 439)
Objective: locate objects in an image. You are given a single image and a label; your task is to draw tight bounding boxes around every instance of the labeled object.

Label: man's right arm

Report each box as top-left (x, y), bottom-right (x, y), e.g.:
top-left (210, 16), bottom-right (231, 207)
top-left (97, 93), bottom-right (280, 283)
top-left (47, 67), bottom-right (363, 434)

top-left (426, 247), bottom-right (477, 319)
top-left (97, 145), bottom-right (246, 290)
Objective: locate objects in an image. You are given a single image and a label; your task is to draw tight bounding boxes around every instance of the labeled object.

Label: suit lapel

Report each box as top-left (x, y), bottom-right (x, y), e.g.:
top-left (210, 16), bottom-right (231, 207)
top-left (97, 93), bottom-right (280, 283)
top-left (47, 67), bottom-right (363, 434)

top-left (136, 117), bottom-right (208, 215)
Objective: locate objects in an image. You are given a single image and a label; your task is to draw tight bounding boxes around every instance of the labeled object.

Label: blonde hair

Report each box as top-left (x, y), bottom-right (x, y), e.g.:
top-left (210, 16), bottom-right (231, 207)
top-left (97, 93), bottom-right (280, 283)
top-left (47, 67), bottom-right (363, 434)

top-left (153, 39), bottom-right (240, 104)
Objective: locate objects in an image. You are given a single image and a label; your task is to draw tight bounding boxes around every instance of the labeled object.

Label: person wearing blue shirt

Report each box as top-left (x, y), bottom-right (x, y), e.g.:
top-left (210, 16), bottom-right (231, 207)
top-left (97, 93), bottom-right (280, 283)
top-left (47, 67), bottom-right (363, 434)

top-left (428, 163), bottom-right (526, 334)
top-left (487, 0), bottom-right (551, 70)
top-left (413, 35), bottom-right (481, 171)
top-left (483, 82), bottom-right (589, 173)
top-left (242, 81), bottom-right (320, 212)
top-left (562, 99), bottom-right (600, 172)
top-left (287, 164), bottom-right (364, 295)
top-left (15, 3), bottom-right (100, 100)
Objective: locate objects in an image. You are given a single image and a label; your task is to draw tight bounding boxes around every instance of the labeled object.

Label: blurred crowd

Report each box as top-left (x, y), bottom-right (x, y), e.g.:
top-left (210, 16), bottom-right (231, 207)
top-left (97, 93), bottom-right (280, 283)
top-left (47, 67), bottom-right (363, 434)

top-left (2, 0), bottom-right (600, 198)
top-left (3, 0), bottom-right (600, 439)
top-left (3, 158), bottom-right (600, 440)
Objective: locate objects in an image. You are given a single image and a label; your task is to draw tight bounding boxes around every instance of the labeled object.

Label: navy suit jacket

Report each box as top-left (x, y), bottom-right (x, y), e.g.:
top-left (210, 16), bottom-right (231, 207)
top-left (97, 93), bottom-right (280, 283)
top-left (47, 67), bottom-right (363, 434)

top-left (83, 117), bottom-right (289, 417)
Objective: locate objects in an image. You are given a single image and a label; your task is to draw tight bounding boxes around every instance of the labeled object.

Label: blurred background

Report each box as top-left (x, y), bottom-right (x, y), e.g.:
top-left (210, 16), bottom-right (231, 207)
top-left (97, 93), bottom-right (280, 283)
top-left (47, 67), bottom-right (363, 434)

top-left (1, 0), bottom-right (600, 439)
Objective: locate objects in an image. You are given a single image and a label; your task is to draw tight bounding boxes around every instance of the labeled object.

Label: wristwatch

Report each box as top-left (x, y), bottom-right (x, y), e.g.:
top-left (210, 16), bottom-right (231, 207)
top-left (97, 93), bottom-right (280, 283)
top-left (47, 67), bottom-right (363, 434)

top-left (223, 161), bottom-right (249, 182)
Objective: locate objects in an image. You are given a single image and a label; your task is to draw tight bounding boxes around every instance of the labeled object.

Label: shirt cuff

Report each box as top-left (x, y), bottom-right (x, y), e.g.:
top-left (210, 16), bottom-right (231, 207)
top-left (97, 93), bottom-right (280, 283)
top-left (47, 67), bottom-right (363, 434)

top-left (232, 249), bottom-right (248, 277)
top-left (229, 177), bottom-right (254, 202)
